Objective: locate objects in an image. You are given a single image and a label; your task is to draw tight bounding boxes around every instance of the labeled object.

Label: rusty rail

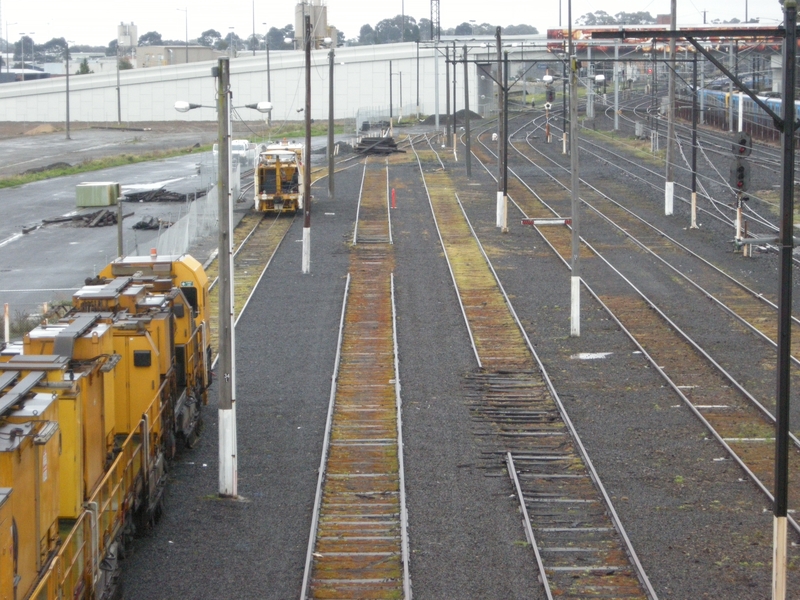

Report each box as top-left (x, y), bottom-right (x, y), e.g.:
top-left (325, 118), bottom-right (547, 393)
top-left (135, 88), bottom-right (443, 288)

top-left (470, 122), bottom-right (800, 536)
top-left (301, 153), bottom-right (410, 599)
top-left (412, 135), bottom-right (656, 599)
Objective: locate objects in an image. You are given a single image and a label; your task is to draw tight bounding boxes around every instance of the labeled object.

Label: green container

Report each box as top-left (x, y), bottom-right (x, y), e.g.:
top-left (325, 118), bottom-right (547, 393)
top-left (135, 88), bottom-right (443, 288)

top-left (76, 182), bottom-right (120, 207)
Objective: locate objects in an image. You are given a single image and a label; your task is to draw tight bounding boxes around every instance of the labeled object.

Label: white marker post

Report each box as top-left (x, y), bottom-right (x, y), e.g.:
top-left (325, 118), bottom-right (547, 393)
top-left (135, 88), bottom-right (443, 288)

top-left (216, 57), bottom-right (237, 498)
top-left (302, 15), bottom-right (312, 274)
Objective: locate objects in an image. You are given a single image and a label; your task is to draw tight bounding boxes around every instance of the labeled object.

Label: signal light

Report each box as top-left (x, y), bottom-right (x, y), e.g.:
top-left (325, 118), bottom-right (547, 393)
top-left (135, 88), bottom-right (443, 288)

top-left (731, 132), bottom-right (752, 157)
top-left (545, 87), bottom-right (555, 103)
top-left (730, 158), bottom-right (750, 192)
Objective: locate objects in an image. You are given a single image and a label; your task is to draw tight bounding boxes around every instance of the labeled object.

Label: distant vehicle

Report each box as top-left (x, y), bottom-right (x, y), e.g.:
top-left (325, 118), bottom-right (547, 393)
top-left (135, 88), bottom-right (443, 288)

top-left (231, 139), bottom-right (253, 166)
top-left (253, 139), bottom-right (304, 213)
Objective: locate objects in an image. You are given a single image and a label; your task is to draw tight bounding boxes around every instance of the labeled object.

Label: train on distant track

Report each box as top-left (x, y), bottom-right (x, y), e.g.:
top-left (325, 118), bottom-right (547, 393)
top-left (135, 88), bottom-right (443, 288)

top-left (691, 88), bottom-right (799, 131)
top-left (253, 140), bottom-right (305, 214)
top-left (0, 252), bottom-right (211, 600)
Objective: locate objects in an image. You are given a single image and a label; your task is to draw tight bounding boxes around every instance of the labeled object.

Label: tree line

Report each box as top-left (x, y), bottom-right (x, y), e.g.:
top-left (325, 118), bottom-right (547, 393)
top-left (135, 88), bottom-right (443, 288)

top-left (0, 15), bottom-right (541, 68)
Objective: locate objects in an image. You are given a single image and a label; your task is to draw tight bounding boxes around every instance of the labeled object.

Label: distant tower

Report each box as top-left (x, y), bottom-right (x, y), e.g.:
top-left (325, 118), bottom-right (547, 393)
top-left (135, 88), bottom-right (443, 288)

top-left (295, 0), bottom-right (329, 49)
top-left (117, 22), bottom-right (138, 48)
top-left (431, 0), bottom-right (440, 42)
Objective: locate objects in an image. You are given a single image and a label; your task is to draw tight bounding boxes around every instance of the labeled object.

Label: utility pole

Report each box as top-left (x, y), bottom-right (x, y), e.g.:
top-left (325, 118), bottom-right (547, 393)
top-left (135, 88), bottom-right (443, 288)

top-left (116, 44), bottom-right (122, 123)
top-left (502, 50), bottom-right (509, 233)
top-left (65, 43), bottom-right (71, 140)
top-left (568, 0), bottom-right (581, 336)
top-left (263, 22), bottom-right (272, 126)
top-left (452, 40), bottom-right (457, 152)
top-left (390, 59), bottom-right (394, 122)
top-left (302, 15), bottom-right (312, 274)
top-left (328, 48), bottom-right (334, 202)
top-left (416, 40), bottom-right (420, 120)
top-left (562, 45), bottom-right (567, 154)
top-left (773, 2), bottom-right (797, 598)
top-left (216, 57), bottom-right (237, 499)
top-left (614, 38), bottom-right (619, 131)
top-left (665, 0), bottom-right (677, 215)
top-left (434, 42), bottom-right (440, 129)
top-left (445, 47), bottom-right (451, 145)
top-left (728, 43), bottom-right (735, 131)
top-left (464, 44), bottom-right (471, 177)
top-left (690, 51), bottom-right (699, 229)
top-left (495, 27), bottom-right (504, 229)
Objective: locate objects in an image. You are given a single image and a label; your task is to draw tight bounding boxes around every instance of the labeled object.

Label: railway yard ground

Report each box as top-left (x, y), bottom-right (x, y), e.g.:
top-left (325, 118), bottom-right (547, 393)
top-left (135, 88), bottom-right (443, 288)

top-left (3, 99), bottom-right (800, 598)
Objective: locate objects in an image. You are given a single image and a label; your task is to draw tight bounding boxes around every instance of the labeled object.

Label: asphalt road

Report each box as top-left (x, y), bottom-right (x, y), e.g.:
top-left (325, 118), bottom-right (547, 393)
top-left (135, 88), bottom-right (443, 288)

top-left (0, 125), bottom-right (338, 316)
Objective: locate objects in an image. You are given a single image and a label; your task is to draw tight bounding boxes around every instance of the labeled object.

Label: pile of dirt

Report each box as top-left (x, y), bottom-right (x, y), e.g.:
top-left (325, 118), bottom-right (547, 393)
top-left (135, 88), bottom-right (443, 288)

top-left (421, 109), bottom-right (483, 126)
top-left (24, 124), bottom-right (57, 135)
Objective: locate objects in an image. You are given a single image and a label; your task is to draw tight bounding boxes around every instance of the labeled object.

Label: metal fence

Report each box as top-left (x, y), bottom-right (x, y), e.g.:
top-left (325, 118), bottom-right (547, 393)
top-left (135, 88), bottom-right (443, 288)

top-left (156, 185), bottom-right (219, 256)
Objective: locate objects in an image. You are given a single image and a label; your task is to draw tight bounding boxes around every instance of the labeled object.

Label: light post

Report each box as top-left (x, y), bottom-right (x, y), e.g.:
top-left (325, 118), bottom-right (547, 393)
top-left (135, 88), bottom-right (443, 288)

top-left (64, 41), bottom-right (73, 139)
top-left (328, 48), bottom-right (335, 202)
top-left (416, 40), bottom-right (420, 119)
top-left (263, 23), bottom-right (272, 125)
top-left (774, 2), bottom-right (797, 597)
top-left (568, 0), bottom-right (581, 336)
top-left (174, 73), bottom-right (272, 500)
top-left (5, 23), bottom-right (17, 74)
top-left (19, 33), bottom-right (34, 78)
top-left (401, 0), bottom-right (405, 41)
top-left (116, 42), bottom-right (122, 123)
top-left (302, 15), bottom-right (311, 274)
top-left (177, 8), bottom-right (188, 63)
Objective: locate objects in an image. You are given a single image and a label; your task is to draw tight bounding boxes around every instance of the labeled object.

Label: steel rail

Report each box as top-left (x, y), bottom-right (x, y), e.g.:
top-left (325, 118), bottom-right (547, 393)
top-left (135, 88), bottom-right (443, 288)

top-left (391, 272), bottom-right (412, 600)
top-left (409, 135), bottom-right (482, 368)
top-left (469, 135), bottom-right (800, 537)
top-left (513, 132), bottom-right (800, 340)
top-left (513, 120), bottom-right (800, 265)
top-left (351, 159), bottom-right (368, 245)
top-left (483, 124), bottom-right (800, 439)
top-left (299, 273), bottom-right (351, 600)
top-left (506, 452), bottom-right (554, 600)
top-left (205, 211), bottom-right (293, 369)
top-left (232, 217), bottom-right (294, 329)
top-left (425, 127), bottom-right (657, 597)
top-left (386, 158), bottom-right (394, 245)
top-left (451, 191), bottom-right (659, 600)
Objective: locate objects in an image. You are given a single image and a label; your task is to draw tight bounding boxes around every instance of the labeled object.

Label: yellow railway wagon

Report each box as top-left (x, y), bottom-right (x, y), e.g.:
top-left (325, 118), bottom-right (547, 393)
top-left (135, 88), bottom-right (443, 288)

top-left (254, 140), bottom-right (305, 213)
top-left (0, 253), bottom-right (211, 600)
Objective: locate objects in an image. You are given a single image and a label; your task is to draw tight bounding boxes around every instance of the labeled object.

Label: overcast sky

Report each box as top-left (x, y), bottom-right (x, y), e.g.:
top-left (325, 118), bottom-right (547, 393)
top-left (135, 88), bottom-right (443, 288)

top-left (3, 0), bottom-right (785, 48)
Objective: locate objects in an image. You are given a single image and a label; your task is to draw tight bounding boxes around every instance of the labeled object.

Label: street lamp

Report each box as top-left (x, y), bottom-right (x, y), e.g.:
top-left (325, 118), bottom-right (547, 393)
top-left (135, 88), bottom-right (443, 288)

top-left (174, 76), bottom-right (272, 499)
top-left (64, 41), bottom-right (74, 139)
top-left (4, 23), bottom-right (17, 74)
top-left (19, 32), bottom-right (34, 78)
top-left (262, 23), bottom-right (272, 124)
top-left (177, 8), bottom-right (188, 63)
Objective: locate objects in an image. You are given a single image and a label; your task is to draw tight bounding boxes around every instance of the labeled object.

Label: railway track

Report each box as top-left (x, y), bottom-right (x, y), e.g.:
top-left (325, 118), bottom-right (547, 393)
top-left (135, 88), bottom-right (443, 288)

top-left (301, 154), bottom-right (411, 599)
top-left (467, 119), bottom-right (800, 536)
top-left (411, 136), bottom-right (656, 599)
top-left (511, 127), bottom-right (800, 369)
top-left (578, 93), bottom-right (796, 251)
top-left (204, 211), bottom-right (294, 356)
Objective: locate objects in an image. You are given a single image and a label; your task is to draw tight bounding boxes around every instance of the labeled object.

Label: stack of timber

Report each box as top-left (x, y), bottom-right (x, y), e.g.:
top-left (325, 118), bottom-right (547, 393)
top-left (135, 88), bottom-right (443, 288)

top-left (123, 187), bottom-right (207, 203)
top-left (355, 136), bottom-right (405, 155)
top-left (42, 209), bottom-right (132, 228)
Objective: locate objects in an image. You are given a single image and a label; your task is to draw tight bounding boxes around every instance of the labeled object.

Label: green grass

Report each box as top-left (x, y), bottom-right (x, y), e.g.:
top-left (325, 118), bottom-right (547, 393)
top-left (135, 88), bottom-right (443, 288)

top-left (0, 145), bottom-right (213, 189)
top-left (259, 122), bottom-right (349, 140)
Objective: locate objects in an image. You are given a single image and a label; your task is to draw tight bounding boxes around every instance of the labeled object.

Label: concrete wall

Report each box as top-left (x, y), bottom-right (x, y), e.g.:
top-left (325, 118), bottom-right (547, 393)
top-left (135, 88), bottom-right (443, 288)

top-left (0, 42), bottom-right (554, 124)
